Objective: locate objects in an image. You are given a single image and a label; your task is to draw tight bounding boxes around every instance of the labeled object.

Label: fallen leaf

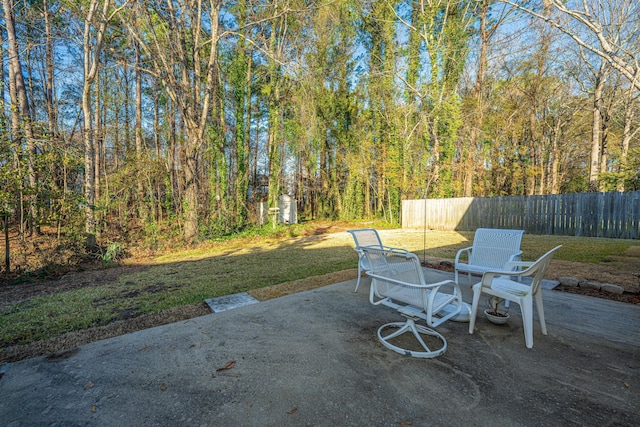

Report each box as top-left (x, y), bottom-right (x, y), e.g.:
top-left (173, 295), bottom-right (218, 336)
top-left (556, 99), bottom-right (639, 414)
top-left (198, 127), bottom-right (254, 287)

top-left (216, 360), bottom-right (236, 371)
top-left (624, 382), bottom-right (630, 388)
top-left (84, 381), bottom-right (94, 390)
top-left (91, 406), bottom-right (97, 413)
top-left (160, 385), bottom-right (166, 391)
top-left (287, 408), bottom-right (298, 414)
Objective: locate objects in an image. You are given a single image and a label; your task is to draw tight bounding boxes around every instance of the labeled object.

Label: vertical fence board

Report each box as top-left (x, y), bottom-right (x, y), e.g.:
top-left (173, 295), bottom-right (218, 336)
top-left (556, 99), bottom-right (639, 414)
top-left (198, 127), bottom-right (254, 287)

top-left (633, 193), bottom-right (640, 239)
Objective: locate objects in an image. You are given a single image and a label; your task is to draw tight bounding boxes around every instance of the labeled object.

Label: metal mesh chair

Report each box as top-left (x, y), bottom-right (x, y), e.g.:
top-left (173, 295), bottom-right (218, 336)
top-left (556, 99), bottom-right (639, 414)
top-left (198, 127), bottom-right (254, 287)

top-left (454, 228), bottom-right (524, 284)
top-left (361, 246), bottom-right (465, 358)
top-left (347, 229), bottom-right (409, 292)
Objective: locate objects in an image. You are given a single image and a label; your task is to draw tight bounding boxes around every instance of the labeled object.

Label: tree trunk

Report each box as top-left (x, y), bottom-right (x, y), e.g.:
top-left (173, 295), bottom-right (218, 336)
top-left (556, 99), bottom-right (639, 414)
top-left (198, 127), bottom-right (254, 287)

top-left (123, 61), bottom-right (131, 153)
top-left (598, 112), bottom-right (610, 191)
top-left (618, 94), bottom-right (639, 191)
top-left (82, 76), bottom-right (96, 248)
top-left (81, 0), bottom-right (113, 249)
top-left (244, 52), bottom-right (253, 211)
top-left (3, 0), bottom-right (22, 232)
top-left (465, 0), bottom-right (491, 197)
top-left (153, 81), bottom-right (161, 221)
top-left (43, 0), bottom-right (57, 138)
top-left (267, 93), bottom-right (282, 208)
top-left (183, 140), bottom-right (199, 240)
top-left (113, 78), bottom-right (120, 171)
top-left (135, 40), bottom-right (145, 219)
top-left (550, 120), bottom-right (561, 194)
top-left (3, 0), bottom-right (38, 234)
top-left (589, 64), bottom-right (606, 192)
top-left (94, 77), bottom-right (101, 204)
top-left (167, 98), bottom-right (179, 213)
top-left (0, 28), bottom-right (4, 114)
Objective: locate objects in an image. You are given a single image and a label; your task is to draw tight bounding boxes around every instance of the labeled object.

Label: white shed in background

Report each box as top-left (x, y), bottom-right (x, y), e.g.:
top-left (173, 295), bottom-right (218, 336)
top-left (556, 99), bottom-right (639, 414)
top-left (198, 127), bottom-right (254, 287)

top-left (257, 195), bottom-right (297, 226)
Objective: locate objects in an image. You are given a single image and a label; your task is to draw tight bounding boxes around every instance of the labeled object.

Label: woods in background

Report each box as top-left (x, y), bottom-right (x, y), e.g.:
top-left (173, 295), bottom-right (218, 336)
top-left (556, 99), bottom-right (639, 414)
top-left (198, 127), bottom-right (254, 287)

top-left (0, 0), bottom-right (639, 248)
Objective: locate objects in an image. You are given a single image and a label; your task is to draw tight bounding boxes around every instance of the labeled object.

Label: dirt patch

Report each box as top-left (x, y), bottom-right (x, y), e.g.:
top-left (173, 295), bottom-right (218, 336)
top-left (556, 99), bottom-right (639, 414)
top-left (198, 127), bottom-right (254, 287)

top-left (547, 258), bottom-right (640, 294)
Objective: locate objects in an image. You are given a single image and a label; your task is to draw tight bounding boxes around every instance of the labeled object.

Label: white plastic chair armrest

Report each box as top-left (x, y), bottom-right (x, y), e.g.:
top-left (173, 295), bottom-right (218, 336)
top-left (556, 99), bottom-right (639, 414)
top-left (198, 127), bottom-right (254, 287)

top-left (481, 262), bottom-right (538, 286)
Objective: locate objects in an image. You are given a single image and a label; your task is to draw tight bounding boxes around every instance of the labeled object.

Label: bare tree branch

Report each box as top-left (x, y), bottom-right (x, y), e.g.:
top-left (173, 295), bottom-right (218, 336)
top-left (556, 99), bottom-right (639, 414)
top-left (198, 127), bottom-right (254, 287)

top-left (501, 0), bottom-right (640, 90)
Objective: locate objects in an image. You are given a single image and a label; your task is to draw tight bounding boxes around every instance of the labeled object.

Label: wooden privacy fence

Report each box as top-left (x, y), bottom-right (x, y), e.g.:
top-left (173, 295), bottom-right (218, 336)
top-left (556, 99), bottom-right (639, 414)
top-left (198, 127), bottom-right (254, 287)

top-left (402, 191), bottom-right (640, 239)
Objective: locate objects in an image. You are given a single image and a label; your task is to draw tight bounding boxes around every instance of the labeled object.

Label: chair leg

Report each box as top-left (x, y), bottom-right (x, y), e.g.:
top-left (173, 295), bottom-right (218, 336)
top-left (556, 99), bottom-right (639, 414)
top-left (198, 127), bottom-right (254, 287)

top-left (354, 262), bottom-right (363, 292)
top-left (469, 284), bottom-right (482, 334)
top-left (520, 296), bottom-right (534, 348)
top-left (534, 290), bottom-right (547, 335)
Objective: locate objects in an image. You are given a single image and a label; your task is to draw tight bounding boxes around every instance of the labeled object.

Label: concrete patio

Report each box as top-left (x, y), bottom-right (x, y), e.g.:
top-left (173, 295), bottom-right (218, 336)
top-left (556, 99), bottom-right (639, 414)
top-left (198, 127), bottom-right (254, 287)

top-left (0, 270), bottom-right (638, 426)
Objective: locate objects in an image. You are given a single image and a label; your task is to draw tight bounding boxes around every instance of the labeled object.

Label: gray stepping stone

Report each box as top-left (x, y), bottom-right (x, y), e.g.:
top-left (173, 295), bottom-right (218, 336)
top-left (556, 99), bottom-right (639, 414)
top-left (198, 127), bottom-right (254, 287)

top-left (205, 292), bottom-right (259, 313)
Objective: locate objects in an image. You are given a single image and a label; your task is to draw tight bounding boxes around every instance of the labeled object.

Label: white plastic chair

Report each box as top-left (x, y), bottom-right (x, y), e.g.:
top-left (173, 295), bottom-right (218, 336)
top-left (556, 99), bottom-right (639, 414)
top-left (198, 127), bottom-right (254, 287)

top-left (361, 246), bottom-right (465, 358)
top-left (347, 229), bottom-right (409, 292)
top-left (468, 245), bottom-right (562, 348)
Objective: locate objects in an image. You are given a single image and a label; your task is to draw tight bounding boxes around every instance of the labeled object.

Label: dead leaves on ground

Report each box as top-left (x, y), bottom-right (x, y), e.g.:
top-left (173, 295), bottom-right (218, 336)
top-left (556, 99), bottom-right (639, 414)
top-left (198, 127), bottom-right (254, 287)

top-left (216, 360), bottom-right (236, 371)
top-left (212, 360), bottom-right (240, 378)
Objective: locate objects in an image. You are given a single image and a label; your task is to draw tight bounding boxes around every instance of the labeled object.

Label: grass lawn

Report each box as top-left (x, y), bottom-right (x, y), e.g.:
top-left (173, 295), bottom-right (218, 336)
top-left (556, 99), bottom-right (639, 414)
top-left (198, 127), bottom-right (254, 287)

top-left (1, 223), bottom-right (639, 353)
